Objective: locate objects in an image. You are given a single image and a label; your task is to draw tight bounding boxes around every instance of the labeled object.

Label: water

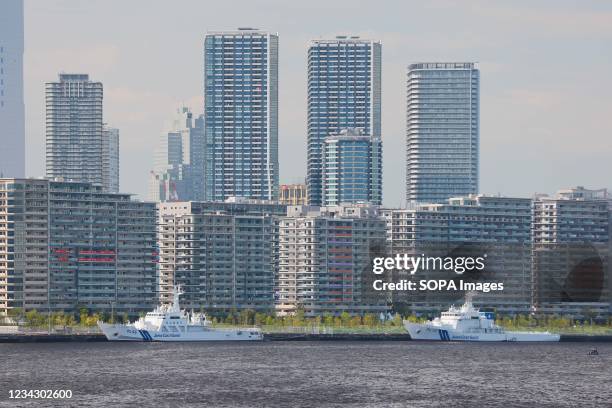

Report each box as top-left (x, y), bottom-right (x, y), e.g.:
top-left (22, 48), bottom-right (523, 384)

top-left (1, 341), bottom-right (610, 407)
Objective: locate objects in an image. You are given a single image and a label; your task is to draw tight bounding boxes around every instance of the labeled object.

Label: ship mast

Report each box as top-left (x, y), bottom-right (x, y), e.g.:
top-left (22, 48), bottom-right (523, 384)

top-left (171, 285), bottom-right (184, 312)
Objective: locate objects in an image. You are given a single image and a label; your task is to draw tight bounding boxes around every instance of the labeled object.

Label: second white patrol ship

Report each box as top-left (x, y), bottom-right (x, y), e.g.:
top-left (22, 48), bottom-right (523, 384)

top-left (404, 296), bottom-right (560, 342)
top-left (98, 286), bottom-right (263, 342)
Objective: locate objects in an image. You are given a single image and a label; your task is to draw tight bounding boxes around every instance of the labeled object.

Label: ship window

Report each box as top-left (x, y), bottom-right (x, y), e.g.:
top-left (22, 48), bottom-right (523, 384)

top-left (170, 316), bottom-right (180, 319)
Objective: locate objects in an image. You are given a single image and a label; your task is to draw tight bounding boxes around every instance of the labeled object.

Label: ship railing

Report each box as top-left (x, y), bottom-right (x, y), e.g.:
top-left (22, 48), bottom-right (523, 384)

top-left (13, 326), bottom-right (103, 335)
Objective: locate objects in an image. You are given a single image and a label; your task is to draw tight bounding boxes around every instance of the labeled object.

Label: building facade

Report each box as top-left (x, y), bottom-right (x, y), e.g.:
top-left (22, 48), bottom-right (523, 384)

top-left (148, 107), bottom-right (205, 202)
top-left (0, 0), bottom-right (25, 178)
top-left (277, 204), bottom-right (388, 317)
top-left (46, 74), bottom-right (105, 186)
top-left (279, 184), bottom-right (307, 206)
top-left (157, 199), bottom-right (286, 313)
top-left (322, 128), bottom-right (382, 206)
top-left (307, 36), bottom-right (382, 206)
top-left (382, 195), bottom-right (533, 315)
top-left (102, 126), bottom-right (120, 193)
top-left (406, 62), bottom-right (479, 203)
top-left (204, 28), bottom-right (279, 201)
top-left (0, 178), bottom-right (157, 317)
top-left (532, 187), bottom-right (610, 316)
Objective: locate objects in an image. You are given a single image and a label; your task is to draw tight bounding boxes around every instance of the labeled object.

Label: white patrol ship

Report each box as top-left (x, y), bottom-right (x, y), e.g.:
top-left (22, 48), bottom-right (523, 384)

top-left (404, 295), bottom-right (560, 342)
top-left (98, 286), bottom-right (263, 342)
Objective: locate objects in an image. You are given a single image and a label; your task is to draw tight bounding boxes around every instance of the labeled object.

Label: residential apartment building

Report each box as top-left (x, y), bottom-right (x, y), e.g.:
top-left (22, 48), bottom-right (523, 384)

top-left (406, 63), bottom-right (479, 203)
top-left (382, 195), bottom-right (533, 314)
top-left (102, 126), bottom-right (120, 193)
top-left (0, 178), bottom-right (157, 317)
top-left (532, 187), bottom-right (610, 316)
top-left (307, 36), bottom-right (382, 206)
top-left (157, 198), bottom-right (286, 313)
top-left (46, 74), bottom-right (105, 187)
top-left (322, 128), bottom-right (382, 206)
top-left (204, 28), bottom-right (279, 201)
top-left (277, 204), bottom-right (388, 317)
top-left (0, 0), bottom-right (25, 178)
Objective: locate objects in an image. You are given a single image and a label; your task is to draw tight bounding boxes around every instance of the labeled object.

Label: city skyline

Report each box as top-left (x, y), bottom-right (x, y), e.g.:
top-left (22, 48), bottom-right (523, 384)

top-left (18, 0), bottom-right (612, 205)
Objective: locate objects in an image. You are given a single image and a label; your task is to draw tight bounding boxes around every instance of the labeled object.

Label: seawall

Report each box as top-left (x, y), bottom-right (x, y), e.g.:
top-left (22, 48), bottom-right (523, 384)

top-left (1, 332), bottom-right (611, 343)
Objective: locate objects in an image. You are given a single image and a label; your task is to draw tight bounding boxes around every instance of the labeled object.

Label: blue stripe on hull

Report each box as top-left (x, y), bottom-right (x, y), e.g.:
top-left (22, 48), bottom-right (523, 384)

top-left (438, 329), bottom-right (450, 341)
top-left (143, 330), bottom-right (153, 341)
top-left (138, 330), bottom-right (153, 341)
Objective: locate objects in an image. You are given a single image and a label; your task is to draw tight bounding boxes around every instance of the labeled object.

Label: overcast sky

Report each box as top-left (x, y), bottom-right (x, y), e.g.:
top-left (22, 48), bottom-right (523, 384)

top-left (23, 0), bottom-right (612, 205)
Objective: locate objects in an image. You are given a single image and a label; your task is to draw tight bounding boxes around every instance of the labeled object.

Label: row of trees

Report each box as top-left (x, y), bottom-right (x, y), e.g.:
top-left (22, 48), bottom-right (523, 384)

top-left (5, 307), bottom-right (407, 329)
top-left (5, 307), bottom-right (612, 330)
top-left (5, 308), bottom-right (131, 328)
top-left (215, 309), bottom-right (411, 328)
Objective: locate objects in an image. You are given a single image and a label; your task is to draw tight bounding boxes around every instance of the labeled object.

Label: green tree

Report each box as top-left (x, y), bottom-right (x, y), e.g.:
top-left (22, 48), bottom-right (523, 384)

top-left (293, 308), bottom-right (305, 326)
top-left (363, 313), bottom-right (377, 327)
top-left (349, 316), bottom-right (362, 328)
top-left (78, 307), bottom-right (89, 326)
top-left (7, 307), bottom-right (24, 324)
top-left (254, 312), bottom-right (265, 326)
top-left (25, 310), bottom-right (43, 327)
top-left (340, 311), bottom-right (351, 326)
top-left (65, 314), bottom-right (77, 327)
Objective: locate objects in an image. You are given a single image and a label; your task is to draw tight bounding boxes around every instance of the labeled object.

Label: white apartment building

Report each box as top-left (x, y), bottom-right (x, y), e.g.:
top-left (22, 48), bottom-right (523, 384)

top-left (277, 204), bottom-right (388, 317)
top-left (0, 178), bottom-right (157, 317)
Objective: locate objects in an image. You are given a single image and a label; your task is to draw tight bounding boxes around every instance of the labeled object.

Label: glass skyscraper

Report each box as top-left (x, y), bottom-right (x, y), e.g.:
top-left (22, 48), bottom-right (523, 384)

top-left (148, 106), bottom-right (205, 202)
top-left (322, 128), bottom-right (382, 206)
top-left (406, 62), bottom-right (479, 203)
top-left (307, 36), bottom-right (381, 206)
top-left (0, 0), bottom-right (25, 178)
top-left (204, 28), bottom-right (279, 201)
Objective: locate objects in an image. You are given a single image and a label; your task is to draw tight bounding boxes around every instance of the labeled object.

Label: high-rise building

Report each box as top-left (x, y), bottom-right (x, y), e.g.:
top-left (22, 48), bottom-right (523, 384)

top-left (382, 195), bottom-right (533, 314)
top-left (307, 36), bottom-right (382, 206)
top-left (279, 184), bottom-right (307, 206)
top-left (322, 128), bottom-right (382, 206)
top-left (0, 0), bottom-right (25, 178)
top-left (148, 107), bottom-right (205, 201)
top-left (46, 74), bottom-right (104, 186)
top-left (102, 126), bottom-right (120, 193)
top-left (532, 187), bottom-right (610, 316)
top-left (204, 28), bottom-right (279, 201)
top-left (0, 178), bottom-right (157, 317)
top-left (157, 198), bottom-right (286, 312)
top-left (406, 62), bottom-right (479, 203)
top-left (276, 204), bottom-right (388, 317)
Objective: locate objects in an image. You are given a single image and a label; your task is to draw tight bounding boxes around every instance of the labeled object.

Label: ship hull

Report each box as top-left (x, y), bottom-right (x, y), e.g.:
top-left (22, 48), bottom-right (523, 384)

top-left (404, 322), bottom-right (560, 342)
top-left (98, 322), bottom-right (263, 342)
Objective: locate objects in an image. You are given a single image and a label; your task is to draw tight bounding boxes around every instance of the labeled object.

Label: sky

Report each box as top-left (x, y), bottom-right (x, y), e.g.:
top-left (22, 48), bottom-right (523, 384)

top-left (23, 0), bottom-right (612, 205)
